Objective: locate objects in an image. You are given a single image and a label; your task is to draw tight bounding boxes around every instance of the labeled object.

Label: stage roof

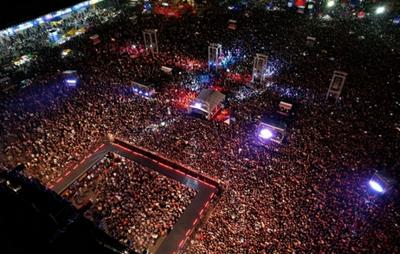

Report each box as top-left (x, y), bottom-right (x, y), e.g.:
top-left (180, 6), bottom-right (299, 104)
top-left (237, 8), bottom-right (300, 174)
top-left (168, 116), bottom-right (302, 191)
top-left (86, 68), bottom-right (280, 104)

top-left (196, 89), bottom-right (226, 110)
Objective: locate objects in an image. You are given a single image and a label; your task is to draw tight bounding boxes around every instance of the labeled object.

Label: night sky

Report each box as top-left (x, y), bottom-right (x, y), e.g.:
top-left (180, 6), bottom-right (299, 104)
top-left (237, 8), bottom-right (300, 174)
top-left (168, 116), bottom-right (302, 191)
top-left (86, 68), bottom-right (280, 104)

top-left (0, 0), bottom-right (83, 29)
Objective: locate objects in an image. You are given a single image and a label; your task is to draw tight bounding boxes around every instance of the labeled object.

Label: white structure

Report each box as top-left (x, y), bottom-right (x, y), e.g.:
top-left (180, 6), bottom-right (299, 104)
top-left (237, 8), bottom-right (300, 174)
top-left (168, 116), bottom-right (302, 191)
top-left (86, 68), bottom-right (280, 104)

top-left (252, 54), bottom-right (268, 82)
top-left (143, 29), bottom-right (159, 56)
top-left (188, 89), bottom-right (225, 120)
top-left (326, 71), bottom-right (348, 101)
top-left (277, 101), bottom-right (293, 116)
top-left (161, 66), bottom-right (172, 75)
top-left (208, 43), bottom-right (222, 71)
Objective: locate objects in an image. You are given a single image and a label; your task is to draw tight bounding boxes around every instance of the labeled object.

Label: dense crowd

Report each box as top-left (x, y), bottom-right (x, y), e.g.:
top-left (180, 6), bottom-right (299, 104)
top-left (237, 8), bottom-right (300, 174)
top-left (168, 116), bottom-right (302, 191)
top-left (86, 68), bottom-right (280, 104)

top-left (64, 153), bottom-right (196, 252)
top-left (0, 4), bottom-right (120, 75)
top-left (1, 3), bottom-right (400, 254)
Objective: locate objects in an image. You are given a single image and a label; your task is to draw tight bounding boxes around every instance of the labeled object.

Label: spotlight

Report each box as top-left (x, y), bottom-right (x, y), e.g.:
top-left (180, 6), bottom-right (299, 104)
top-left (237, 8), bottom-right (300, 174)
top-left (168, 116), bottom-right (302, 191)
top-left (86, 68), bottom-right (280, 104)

top-left (369, 180), bottom-right (385, 193)
top-left (193, 102), bottom-right (202, 109)
top-left (66, 79), bottom-right (77, 84)
top-left (375, 6), bottom-right (385, 15)
top-left (368, 173), bottom-right (393, 195)
top-left (326, 0), bottom-right (335, 8)
top-left (259, 128), bottom-right (273, 140)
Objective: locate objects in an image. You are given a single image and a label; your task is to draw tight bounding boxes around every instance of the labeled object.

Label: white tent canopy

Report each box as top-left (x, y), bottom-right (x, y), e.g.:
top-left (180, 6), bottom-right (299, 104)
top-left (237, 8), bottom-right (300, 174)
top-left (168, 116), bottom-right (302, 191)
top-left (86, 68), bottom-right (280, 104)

top-left (189, 89), bottom-right (225, 119)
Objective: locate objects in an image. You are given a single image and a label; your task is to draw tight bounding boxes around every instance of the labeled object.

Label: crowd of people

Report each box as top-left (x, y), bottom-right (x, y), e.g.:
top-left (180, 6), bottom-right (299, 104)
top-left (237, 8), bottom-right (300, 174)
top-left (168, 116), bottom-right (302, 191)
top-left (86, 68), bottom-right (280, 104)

top-left (64, 153), bottom-right (196, 253)
top-left (1, 2), bottom-right (400, 253)
top-left (0, 3), bottom-right (120, 78)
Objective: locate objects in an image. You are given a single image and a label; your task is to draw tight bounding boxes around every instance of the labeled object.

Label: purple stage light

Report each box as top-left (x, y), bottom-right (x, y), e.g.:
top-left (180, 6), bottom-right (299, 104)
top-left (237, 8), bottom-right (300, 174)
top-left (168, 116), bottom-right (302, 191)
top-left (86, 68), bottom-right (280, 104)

top-left (369, 179), bottom-right (385, 193)
top-left (193, 102), bottom-right (202, 109)
top-left (259, 128), bottom-right (273, 140)
top-left (66, 79), bottom-right (77, 84)
top-left (393, 16), bottom-right (400, 25)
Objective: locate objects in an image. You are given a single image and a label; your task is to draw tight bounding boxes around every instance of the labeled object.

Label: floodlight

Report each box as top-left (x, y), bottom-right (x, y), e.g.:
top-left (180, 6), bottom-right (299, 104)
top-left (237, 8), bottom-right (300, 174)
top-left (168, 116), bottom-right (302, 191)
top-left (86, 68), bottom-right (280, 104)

top-left (66, 79), bottom-right (77, 84)
top-left (193, 102), bottom-right (202, 109)
top-left (375, 6), bottom-right (385, 15)
top-left (259, 128), bottom-right (273, 140)
top-left (327, 0), bottom-right (335, 8)
top-left (368, 173), bottom-right (392, 194)
top-left (369, 180), bottom-right (385, 193)
top-left (375, 6), bottom-right (386, 15)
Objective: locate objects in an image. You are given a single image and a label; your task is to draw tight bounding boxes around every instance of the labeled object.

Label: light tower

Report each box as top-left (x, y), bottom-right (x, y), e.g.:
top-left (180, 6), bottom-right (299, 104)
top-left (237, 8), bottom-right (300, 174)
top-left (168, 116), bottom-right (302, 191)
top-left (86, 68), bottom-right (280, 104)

top-left (143, 29), bottom-right (159, 56)
top-left (251, 53), bottom-right (268, 83)
top-left (208, 43), bottom-right (222, 71)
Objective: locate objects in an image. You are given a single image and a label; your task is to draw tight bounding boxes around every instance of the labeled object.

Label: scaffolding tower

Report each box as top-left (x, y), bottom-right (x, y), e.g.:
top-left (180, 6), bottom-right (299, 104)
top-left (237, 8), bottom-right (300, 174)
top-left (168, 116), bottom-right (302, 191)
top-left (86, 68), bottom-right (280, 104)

top-left (252, 53), bottom-right (268, 83)
top-left (208, 43), bottom-right (222, 71)
top-left (326, 71), bottom-right (348, 101)
top-left (143, 29), bottom-right (159, 56)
